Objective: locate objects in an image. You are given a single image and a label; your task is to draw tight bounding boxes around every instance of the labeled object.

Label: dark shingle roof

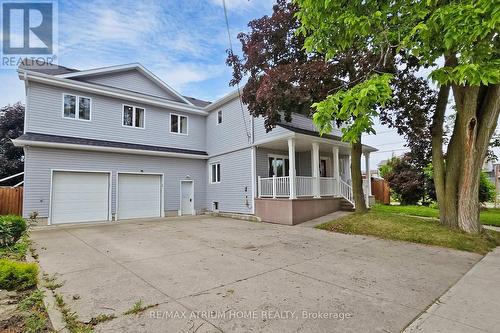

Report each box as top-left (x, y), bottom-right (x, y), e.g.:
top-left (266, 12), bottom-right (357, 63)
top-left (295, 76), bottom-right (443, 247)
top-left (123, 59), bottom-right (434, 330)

top-left (182, 96), bottom-right (211, 107)
top-left (19, 60), bottom-right (78, 75)
top-left (277, 123), bottom-right (378, 151)
top-left (17, 133), bottom-right (207, 156)
top-left (277, 123), bottom-right (343, 141)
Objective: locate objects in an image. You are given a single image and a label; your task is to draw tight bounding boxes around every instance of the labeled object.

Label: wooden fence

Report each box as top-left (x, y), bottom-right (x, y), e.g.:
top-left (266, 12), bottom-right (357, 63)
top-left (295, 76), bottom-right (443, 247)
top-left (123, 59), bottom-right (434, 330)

top-left (371, 179), bottom-right (390, 205)
top-left (0, 187), bottom-right (23, 216)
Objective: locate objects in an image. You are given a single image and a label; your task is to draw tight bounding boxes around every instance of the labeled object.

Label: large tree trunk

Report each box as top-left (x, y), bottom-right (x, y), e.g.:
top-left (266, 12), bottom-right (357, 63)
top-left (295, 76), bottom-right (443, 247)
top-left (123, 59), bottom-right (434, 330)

top-left (456, 85), bottom-right (500, 233)
top-left (430, 84), bottom-right (450, 224)
top-left (434, 83), bottom-right (500, 233)
top-left (351, 140), bottom-right (367, 213)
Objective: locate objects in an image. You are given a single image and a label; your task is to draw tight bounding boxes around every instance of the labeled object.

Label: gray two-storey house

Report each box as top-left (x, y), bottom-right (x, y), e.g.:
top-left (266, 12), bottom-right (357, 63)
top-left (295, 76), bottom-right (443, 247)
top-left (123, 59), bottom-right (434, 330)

top-left (14, 63), bottom-right (376, 225)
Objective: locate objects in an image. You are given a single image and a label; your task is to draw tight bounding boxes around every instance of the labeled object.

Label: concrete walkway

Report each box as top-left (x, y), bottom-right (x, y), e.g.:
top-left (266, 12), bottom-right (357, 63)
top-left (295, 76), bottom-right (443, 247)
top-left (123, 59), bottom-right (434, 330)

top-left (483, 225), bottom-right (500, 232)
top-left (405, 247), bottom-right (500, 333)
top-left (297, 211), bottom-right (353, 228)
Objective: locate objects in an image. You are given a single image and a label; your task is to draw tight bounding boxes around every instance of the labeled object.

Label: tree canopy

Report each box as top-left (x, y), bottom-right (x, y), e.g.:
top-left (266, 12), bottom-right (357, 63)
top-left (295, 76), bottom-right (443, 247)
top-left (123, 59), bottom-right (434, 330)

top-left (0, 103), bottom-right (24, 186)
top-left (296, 0), bottom-right (500, 233)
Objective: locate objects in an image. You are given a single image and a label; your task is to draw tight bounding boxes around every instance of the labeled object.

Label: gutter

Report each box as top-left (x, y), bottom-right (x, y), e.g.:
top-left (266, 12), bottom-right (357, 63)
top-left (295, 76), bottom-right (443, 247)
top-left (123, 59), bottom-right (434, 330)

top-left (12, 139), bottom-right (209, 160)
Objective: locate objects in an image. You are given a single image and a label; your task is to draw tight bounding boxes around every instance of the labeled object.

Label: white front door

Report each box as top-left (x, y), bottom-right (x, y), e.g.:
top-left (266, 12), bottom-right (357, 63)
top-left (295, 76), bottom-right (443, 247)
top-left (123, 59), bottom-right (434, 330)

top-left (51, 171), bottom-right (110, 224)
top-left (180, 181), bottom-right (194, 215)
top-left (118, 174), bottom-right (162, 219)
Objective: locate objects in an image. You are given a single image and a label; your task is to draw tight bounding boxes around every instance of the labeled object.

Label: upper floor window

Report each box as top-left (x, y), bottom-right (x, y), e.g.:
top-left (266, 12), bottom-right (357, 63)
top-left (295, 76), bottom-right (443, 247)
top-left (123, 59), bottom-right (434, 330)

top-left (217, 110), bottom-right (223, 124)
top-left (170, 113), bottom-right (188, 135)
top-left (210, 162), bottom-right (221, 183)
top-left (63, 94), bottom-right (91, 121)
top-left (123, 105), bottom-right (145, 128)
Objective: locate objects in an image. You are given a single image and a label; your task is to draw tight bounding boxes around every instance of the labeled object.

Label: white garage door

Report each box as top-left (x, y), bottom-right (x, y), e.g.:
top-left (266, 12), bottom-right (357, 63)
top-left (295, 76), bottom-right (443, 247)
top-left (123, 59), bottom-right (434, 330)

top-left (118, 174), bottom-right (162, 219)
top-left (51, 171), bottom-right (110, 224)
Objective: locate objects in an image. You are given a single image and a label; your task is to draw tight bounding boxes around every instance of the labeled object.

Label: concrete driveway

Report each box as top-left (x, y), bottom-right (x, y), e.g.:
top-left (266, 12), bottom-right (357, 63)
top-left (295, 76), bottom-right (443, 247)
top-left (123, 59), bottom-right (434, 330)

top-left (31, 216), bottom-right (480, 332)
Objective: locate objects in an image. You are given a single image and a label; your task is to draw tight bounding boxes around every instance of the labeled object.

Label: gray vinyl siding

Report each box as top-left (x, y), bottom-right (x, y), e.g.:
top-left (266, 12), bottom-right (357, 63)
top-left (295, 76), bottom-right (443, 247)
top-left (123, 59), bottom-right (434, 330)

top-left (206, 148), bottom-right (253, 214)
top-left (253, 115), bottom-right (290, 143)
top-left (285, 113), bottom-right (343, 137)
top-left (79, 70), bottom-right (184, 102)
top-left (206, 98), bottom-right (291, 156)
top-left (23, 147), bottom-right (207, 218)
top-left (206, 98), bottom-right (252, 156)
top-left (26, 82), bottom-right (206, 151)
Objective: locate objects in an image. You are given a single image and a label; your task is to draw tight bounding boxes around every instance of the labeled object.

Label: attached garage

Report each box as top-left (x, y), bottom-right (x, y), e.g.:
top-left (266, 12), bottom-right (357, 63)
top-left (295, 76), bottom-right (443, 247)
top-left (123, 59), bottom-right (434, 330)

top-left (50, 171), bottom-right (111, 224)
top-left (117, 173), bottom-right (163, 220)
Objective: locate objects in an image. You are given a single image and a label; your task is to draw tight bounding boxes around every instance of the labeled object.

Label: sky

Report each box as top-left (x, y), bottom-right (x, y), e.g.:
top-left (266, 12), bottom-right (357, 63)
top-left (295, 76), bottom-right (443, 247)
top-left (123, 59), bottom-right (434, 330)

top-left (0, 0), bottom-right (497, 168)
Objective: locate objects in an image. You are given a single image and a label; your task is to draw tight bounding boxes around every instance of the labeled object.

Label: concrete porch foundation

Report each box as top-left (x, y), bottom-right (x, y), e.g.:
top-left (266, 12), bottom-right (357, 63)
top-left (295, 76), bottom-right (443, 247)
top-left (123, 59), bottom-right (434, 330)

top-left (255, 197), bottom-right (341, 225)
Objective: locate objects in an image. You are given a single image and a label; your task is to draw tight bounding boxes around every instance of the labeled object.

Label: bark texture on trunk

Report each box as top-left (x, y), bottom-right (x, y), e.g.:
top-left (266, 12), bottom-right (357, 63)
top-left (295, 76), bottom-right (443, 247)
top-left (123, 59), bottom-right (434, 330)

top-left (351, 141), bottom-right (367, 213)
top-left (433, 82), bottom-right (500, 233)
top-left (431, 85), bottom-right (450, 225)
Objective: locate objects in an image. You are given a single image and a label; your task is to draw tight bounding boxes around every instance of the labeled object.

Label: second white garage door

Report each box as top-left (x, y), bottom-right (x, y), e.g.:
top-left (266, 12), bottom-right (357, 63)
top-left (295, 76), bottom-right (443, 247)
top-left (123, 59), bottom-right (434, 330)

top-left (117, 174), bottom-right (162, 219)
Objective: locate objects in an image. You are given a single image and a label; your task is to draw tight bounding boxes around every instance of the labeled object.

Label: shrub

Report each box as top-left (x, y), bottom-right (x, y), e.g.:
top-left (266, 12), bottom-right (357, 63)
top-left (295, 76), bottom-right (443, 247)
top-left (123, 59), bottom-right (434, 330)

top-left (0, 259), bottom-right (38, 291)
top-left (381, 156), bottom-right (426, 205)
top-left (0, 215), bottom-right (27, 247)
top-left (479, 172), bottom-right (496, 203)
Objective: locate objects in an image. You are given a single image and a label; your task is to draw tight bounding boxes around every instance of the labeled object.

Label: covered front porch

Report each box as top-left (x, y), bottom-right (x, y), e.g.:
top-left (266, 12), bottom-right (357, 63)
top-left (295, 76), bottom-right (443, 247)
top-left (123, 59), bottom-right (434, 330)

top-left (254, 133), bottom-right (374, 225)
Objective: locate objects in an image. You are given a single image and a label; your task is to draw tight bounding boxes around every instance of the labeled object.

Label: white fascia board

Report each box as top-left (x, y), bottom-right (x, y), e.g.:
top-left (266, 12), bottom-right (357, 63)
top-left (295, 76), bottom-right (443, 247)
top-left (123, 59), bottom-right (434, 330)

top-left (204, 90), bottom-right (240, 111)
top-left (12, 139), bottom-right (209, 160)
top-left (56, 63), bottom-right (194, 106)
top-left (19, 70), bottom-right (207, 116)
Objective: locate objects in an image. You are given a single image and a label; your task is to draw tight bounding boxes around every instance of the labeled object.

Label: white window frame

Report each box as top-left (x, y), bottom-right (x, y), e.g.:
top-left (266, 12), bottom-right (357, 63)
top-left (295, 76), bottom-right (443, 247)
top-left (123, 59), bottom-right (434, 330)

top-left (122, 104), bottom-right (146, 129)
top-left (216, 110), bottom-right (223, 125)
top-left (170, 113), bottom-right (189, 135)
top-left (209, 162), bottom-right (221, 184)
top-left (62, 93), bottom-right (92, 121)
top-left (268, 154), bottom-right (289, 177)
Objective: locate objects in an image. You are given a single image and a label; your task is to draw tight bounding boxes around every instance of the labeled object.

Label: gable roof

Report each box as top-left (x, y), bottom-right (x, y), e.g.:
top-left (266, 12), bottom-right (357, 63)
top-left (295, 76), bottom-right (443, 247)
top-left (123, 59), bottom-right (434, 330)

top-left (182, 96), bottom-right (211, 107)
top-left (56, 63), bottom-right (194, 106)
top-left (19, 61), bottom-right (78, 76)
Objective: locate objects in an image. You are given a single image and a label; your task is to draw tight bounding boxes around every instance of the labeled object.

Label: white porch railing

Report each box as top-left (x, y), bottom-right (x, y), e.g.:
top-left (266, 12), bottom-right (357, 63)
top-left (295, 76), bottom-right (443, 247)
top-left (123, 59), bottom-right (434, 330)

top-left (320, 177), bottom-right (336, 196)
top-left (296, 176), bottom-right (314, 197)
top-left (339, 179), bottom-right (354, 204)
top-left (258, 176), bottom-right (290, 198)
top-left (259, 176), bottom-right (346, 199)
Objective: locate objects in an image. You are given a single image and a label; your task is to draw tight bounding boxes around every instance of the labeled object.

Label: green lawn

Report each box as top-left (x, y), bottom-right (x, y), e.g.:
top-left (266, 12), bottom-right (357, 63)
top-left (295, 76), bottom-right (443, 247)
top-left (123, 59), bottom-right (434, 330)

top-left (316, 206), bottom-right (500, 254)
top-left (373, 204), bottom-right (500, 227)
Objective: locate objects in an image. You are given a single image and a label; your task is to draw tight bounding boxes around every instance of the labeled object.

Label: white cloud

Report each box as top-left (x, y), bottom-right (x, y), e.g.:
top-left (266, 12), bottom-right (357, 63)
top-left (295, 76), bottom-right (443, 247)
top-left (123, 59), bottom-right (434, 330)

top-left (210, 0), bottom-right (274, 12)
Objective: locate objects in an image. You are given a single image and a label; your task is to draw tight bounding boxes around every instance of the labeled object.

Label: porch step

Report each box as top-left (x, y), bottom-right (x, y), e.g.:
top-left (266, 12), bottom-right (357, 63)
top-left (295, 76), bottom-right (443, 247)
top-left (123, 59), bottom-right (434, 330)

top-left (339, 198), bottom-right (355, 212)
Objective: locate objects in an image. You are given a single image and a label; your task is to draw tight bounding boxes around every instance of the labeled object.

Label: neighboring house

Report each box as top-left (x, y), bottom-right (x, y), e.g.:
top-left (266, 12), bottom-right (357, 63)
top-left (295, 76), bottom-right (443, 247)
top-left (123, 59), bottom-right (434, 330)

top-left (13, 63), bottom-right (377, 226)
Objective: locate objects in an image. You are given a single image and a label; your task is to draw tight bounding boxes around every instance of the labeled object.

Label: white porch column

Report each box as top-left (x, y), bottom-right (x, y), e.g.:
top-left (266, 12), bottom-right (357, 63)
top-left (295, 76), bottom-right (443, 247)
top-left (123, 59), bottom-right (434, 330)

top-left (332, 146), bottom-right (340, 195)
top-left (312, 142), bottom-right (320, 198)
top-left (288, 137), bottom-right (297, 199)
top-left (364, 152), bottom-right (371, 206)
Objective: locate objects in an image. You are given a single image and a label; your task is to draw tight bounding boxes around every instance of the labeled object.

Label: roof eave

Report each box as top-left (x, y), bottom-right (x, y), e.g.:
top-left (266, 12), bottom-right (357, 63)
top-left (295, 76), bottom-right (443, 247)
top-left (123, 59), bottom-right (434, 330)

top-left (12, 138), bottom-right (209, 160)
top-left (54, 63), bottom-right (195, 106)
top-left (18, 69), bottom-right (208, 116)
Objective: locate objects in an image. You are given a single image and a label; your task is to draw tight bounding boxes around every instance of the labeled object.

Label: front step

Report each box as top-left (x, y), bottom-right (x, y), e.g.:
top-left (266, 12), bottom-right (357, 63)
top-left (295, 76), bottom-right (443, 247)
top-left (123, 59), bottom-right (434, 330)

top-left (339, 198), bottom-right (355, 212)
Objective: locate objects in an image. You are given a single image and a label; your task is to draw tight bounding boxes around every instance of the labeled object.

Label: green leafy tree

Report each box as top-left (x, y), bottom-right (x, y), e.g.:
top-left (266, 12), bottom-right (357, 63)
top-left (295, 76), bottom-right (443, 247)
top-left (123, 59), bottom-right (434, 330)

top-left (228, 1), bottom-right (436, 212)
top-left (296, 0), bottom-right (499, 233)
top-left (0, 103), bottom-right (24, 186)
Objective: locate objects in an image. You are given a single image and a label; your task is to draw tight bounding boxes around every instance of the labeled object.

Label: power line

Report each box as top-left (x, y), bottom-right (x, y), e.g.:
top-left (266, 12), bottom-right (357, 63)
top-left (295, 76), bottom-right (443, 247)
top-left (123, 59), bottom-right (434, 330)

top-left (222, 0), bottom-right (252, 142)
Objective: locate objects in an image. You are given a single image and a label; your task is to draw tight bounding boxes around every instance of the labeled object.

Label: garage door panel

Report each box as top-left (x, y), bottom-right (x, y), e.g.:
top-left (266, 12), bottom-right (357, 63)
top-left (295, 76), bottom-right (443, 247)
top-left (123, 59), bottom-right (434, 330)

top-left (118, 174), bottom-right (161, 219)
top-left (51, 172), bottom-right (109, 224)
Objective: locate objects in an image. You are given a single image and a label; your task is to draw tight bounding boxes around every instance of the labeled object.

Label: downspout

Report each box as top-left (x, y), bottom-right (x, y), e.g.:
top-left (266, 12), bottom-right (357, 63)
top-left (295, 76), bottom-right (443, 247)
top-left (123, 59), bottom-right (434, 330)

top-left (250, 113), bottom-right (256, 214)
